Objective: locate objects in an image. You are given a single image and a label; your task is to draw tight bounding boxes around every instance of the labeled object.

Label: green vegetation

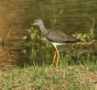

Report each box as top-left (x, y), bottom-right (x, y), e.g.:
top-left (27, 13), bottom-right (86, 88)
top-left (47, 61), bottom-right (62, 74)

top-left (0, 63), bottom-right (97, 90)
top-left (15, 27), bottom-right (53, 63)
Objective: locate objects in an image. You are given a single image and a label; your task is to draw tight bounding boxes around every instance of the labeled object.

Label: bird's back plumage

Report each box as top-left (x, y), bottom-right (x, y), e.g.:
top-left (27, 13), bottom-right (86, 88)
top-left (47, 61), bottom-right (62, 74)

top-left (46, 29), bottom-right (78, 43)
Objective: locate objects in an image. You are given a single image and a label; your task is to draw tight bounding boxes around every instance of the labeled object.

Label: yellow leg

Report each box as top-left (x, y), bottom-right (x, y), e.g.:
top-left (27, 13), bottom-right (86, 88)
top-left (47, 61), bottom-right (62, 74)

top-left (55, 47), bottom-right (60, 68)
top-left (52, 51), bottom-right (57, 66)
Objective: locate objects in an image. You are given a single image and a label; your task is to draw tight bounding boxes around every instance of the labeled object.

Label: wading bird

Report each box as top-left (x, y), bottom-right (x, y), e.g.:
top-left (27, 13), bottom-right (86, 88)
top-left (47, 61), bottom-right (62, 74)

top-left (33, 19), bottom-right (79, 68)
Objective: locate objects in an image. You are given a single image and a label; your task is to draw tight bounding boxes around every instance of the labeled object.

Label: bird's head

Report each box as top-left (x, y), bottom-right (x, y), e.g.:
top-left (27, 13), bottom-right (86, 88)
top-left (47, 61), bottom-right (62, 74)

top-left (33, 19), bottom-right (43, 26)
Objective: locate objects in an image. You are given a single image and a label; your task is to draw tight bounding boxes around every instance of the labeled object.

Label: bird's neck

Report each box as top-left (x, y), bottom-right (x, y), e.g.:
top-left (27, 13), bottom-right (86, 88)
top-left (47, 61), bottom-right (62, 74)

top-left (39, 23), bottom-right (48, 35)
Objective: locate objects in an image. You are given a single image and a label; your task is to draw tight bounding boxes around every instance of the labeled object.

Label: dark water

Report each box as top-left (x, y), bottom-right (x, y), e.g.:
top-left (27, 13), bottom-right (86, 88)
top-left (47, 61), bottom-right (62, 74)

top-left (0, 0), bottom-right (97, 69)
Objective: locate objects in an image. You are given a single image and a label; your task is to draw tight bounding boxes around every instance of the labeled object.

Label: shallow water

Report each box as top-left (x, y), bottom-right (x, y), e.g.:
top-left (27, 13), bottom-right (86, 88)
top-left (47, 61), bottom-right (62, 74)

top-left (0, 0), bottom-right (97, 69)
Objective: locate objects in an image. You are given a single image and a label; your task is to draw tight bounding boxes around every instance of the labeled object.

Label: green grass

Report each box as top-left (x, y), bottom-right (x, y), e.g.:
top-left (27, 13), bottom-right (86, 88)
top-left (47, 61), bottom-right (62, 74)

top-left (0, 59), bottom-right (97, 90)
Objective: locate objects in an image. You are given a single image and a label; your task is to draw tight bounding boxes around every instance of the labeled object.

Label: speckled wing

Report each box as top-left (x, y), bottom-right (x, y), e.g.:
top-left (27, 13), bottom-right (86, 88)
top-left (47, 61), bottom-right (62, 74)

top-left (46, 30), bottom-right (78, 43)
